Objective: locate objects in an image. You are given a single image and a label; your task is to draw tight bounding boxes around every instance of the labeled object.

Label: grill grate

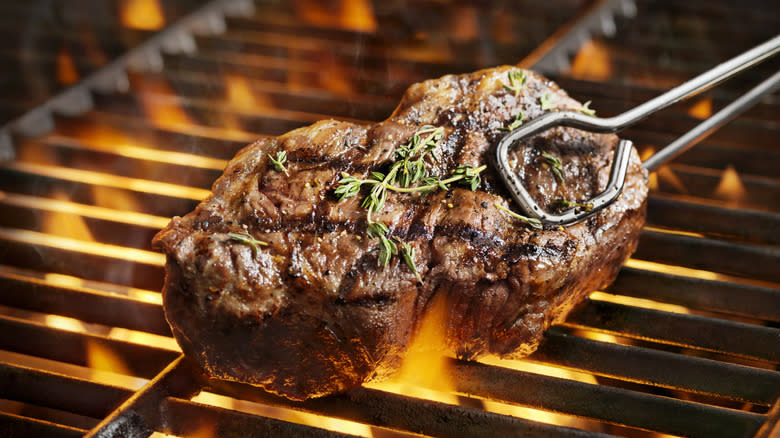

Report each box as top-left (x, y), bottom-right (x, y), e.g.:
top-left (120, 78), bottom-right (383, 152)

top-left (0, 0), bottom-right (779, 437)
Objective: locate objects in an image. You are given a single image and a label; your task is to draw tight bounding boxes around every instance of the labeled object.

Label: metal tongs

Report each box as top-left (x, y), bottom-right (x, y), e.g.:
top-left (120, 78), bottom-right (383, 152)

top-left (495, 34), bottom-right (780, 227)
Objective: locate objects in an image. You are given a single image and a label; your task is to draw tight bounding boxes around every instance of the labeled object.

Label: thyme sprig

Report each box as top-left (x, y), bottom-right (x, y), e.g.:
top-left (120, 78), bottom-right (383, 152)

top-left (578, 100), bottom-right (596, 116)
top-left (504, 70), bottom-right (528, 96)
top-left (228, 232), bottom-right (269, 258)
top-left (540, 92), bottom-right (557, 111)
top-left (540, 152), bottom-right (564, 184)
top-left (335, 125), bottom-right (485, 277)
top-left (268, 151), bottom-right (289, 175)
top-left (498, 111), bottom-right (525, 132)
top-left (494, 202), bottom-right (543, 230)
top-left (553, 199), bottom-right (594, 212)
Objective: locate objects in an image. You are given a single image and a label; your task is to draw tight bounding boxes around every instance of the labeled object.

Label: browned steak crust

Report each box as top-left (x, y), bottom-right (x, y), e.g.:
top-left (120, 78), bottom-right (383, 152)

top-left (153, 67), bottom-right (648, 400)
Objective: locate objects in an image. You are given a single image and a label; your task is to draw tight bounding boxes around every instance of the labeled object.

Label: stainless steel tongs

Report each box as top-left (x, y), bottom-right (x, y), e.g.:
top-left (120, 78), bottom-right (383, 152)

top-left (495, 34), bottom-right (780, 227)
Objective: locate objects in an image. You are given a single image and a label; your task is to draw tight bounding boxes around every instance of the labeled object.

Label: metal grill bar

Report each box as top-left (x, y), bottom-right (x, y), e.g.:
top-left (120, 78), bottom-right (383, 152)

top-left (566, 299), bottom-right (780, 362)
top-left (533, 329), bottom-right (780, 405)
top-left (635, 229), bottom-right (780, 283)
top-left (0, 361), bottom-right (132, 420)
top-left (204, 379), bottom-right (614, 438)
top-left (0, 314), bottom-right (176, 379)
top-left (0, 272), bottom-right (169, 336)
top-left (647, 196), bottom-right (780, 244)
top-left (0, 411), bottom-right (86, 438)
top-left (451, 359), bottom-right (765, 438)
top-left (608, 267), bottom-right (780, 322)
top-left (163, 397), bottom-right (360, 438)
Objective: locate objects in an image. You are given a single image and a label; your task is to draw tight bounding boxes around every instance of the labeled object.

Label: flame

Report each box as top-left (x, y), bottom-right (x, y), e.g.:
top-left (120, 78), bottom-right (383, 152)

top-left (656, 165), bottom-right (687, 194)
top-left (225, 75), bottom-right (264, 110)
top-left (57, 47), bottom-right (79, 85)
top-left (569, 40), bottom-right (613, 81)
top-left (293, 0), bottom-right (377, 33)
top-left (41, 190), bottom-right (94, 242)
top-left (86, 340), bottom-right (134, 375)
top-left (688, 97), bottom-right (713, 120)
top-left (120, 0), bottom-right (165, 30)
top-left (451, 6), bottom-right (479, 42)
top-left (713, 165), bottom-right (746, 204)
top-left (133, 76), bottom-right (196, 130)
top-left (640, 147), bottom-right (660, 191)
top-left (369, 292), bottom-right (459, 405)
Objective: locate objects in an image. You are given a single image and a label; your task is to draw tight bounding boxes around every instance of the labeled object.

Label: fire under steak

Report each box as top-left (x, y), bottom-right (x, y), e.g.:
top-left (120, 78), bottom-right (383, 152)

top-left (153, 66), bottom-right (648, 400)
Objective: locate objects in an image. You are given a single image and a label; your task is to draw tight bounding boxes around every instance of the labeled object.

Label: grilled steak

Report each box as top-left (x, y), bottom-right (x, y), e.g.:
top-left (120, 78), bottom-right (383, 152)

top-left (153, 66), bottom-right (648, 400)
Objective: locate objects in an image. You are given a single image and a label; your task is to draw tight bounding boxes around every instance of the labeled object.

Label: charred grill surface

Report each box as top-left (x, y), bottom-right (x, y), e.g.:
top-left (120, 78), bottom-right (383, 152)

top-left (153, 66), bottom-right (648, 400)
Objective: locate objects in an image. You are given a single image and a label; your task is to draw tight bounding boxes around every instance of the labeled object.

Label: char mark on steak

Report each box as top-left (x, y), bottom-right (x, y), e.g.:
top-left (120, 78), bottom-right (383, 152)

top-left (153, 66), bottom-right (648, 400)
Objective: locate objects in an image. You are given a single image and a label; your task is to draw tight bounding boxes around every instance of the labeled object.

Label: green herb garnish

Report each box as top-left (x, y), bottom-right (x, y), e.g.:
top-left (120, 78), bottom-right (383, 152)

top-left (552, 199), bottom-right (594, 212)
top-left (398, 240), bottom-right (421, 283)
top-left (268, 151), bottom-right (288, 175)
top-left (494, 202), bottom-right (543, 230)
top-left (540, 152), bottom-right (564, 184)
top-left (504, 70), bottom-right (528, 96)
top-left (578, 100), bottom-right (596, 116)
top-left (540, 92), bottom-right (557, 111)
top-left (335, 126), bottom-right (486, 276)
top-left (498, 111), bottom-right (525, 132)
top-left (228, 232), bottom-right (269, 257)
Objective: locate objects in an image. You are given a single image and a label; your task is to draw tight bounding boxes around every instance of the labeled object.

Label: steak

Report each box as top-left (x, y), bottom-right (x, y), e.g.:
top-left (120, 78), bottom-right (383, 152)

top-left (153, 66), bottom-right (648, 400)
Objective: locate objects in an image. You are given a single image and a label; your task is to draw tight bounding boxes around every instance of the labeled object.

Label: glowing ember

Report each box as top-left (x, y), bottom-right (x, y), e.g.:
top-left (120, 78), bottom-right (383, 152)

top-left (688, 97), bottom-right (713, 120)
top-left (569, 40), bottom-right (613, 81)
top-left (120, 0), bottom-right (165, 30)
top-left (56, 47), bottom-right (79, 85)
top-left (713, 164), bottom-right (746, 204)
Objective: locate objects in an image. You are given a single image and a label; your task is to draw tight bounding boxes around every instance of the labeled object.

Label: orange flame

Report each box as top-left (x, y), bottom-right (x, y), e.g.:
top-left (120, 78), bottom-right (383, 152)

top-left (569, 40), bottom-right (613, 81)
top-left (293, 0), bottom-right (377, 33)
top-left (133, 76), bottom-right (196, 129)
top-left (688, 97), bottom-right (713, 120)
top-left (713, 165), bottom-right (746, 204)
top-left (451, 6), bottom-right (479, 42)
top-left (120, 0), bottom-right (165, 30)
top-left (57, 47), bottom-right (79, 85)
top-left (225, 75), bottom-right (264, 110)
top-left (656, 165), bottom-right (687, 194)
top-left (42, 190), bottom-right (94, 241)
top-left (368, 293), bottom-right (459, 406)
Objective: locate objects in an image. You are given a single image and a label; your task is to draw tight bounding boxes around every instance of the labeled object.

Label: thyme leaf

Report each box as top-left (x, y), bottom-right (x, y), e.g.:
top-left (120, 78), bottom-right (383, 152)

top-left (540, 152), bottom-right (564, 184)
top-left (498, 111), bottom-right (525, 132)
top-left (503, 70), bottom-right (528, 96)
top-left (540, 92), bottom-right (557, 111)
top-left (494, 202), bottom-right (543, 230)
top-left (398, 240), bottom-right (421, 283)
top-left (552, 199), bottom-right (594, 212)
top-left (578, 100), bottom-right (596, 116)
top-left (334, 126), bottom-right (486, 278)
top-left (228, 232), bottom-right (269, 258)
top-left (268, 151), bottom-right (289, 175)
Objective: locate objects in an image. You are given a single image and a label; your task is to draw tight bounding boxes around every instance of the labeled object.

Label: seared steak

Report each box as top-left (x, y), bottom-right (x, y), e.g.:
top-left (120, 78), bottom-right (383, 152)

top-left (153, 66), bottom-right (648, 400)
